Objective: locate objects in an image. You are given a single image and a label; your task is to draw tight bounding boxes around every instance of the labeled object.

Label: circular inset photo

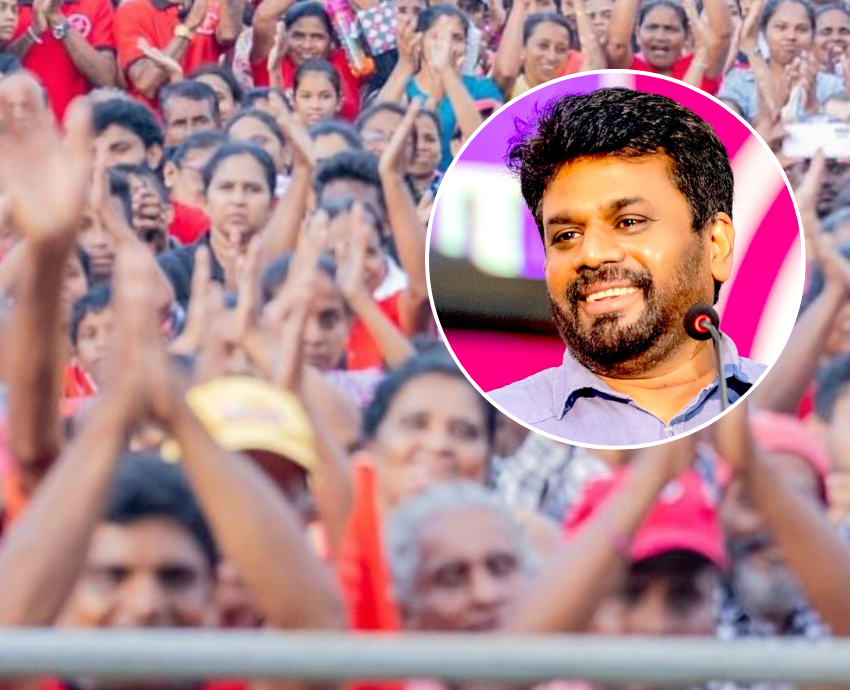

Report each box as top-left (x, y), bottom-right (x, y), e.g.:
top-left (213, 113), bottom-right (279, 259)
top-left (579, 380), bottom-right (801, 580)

top-left (428, 70), bottom-right (805, 448)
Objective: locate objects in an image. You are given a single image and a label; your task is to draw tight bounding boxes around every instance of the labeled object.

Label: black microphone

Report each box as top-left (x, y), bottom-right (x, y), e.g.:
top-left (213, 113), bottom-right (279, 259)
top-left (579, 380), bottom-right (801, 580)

top-left (684, 305), bottom-right (728, 411)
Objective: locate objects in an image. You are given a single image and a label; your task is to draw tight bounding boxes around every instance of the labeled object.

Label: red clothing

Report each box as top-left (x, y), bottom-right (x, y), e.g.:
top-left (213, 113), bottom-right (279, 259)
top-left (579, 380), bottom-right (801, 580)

top-left (114, 0), bottom-right (226, 107)
top-left (631, 53), bottom-right (721, 95)
top-left (13, 0), bottom-right (116, 121)
top-left (559, 50), bottom-right (584, 76)
top-left (250, 49), bottom-right (363, 121)
top-left (346, 292), bottom-right (403, 371)
top-left (61, 363), bottom-right (96, 418)
top-left (170, 200), bottom-right (210, 245)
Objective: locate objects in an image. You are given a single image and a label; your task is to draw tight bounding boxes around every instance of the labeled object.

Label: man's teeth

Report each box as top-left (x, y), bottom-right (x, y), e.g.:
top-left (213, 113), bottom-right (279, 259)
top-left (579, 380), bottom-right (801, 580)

top-left (585, 287), bottom-right (639, 302)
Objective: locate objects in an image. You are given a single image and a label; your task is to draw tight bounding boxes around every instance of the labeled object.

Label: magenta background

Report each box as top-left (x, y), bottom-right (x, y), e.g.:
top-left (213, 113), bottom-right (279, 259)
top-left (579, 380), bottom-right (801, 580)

top-left (431, 72), bottom-right (804, 392)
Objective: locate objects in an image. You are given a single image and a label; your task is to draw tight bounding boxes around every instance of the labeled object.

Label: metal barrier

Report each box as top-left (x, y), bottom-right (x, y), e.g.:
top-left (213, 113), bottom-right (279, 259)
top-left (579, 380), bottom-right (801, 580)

top-left (0, 632), bottom-right (846, 685)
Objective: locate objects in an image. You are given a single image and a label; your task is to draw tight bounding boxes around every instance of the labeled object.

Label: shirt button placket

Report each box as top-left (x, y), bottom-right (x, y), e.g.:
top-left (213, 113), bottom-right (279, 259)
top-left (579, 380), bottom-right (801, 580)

top-left (665, 424), bottom-right (674, 438)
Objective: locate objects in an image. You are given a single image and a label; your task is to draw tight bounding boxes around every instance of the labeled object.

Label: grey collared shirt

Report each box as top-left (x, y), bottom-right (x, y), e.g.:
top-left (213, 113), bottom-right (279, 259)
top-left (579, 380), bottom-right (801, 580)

top-left (488, 335), bottom-right (767, 446)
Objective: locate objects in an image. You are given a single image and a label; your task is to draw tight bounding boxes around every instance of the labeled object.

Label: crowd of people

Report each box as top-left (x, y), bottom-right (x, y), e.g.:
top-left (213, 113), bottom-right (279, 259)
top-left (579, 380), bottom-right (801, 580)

top-left (0, 0), bottom-right (849, 686)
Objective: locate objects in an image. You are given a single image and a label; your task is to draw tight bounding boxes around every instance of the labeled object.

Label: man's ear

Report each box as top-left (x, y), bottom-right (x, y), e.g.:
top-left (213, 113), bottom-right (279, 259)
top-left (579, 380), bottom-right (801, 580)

top-left (163, 160), bottom-right (178, 190)
top-left (708, 212), bottom-right (735, 284)
top-left (147, 144), bottom-right (164, 171)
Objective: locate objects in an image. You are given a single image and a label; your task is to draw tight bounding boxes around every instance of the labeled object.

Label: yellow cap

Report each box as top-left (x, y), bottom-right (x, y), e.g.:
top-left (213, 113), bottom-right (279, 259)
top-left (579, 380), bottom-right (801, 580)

top-left (161, 376), bottom-right (318, 473)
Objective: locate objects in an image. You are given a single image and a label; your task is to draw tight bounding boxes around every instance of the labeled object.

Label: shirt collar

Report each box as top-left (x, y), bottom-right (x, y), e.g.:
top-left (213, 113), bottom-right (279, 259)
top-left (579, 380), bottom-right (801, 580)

top-left (553, 332), bottom-right (757, 420)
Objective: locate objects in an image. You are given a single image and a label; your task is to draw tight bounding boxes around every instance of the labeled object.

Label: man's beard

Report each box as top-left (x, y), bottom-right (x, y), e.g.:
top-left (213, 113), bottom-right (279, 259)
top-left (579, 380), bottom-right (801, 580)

top-left (549, 236), bottom-right (708, 378)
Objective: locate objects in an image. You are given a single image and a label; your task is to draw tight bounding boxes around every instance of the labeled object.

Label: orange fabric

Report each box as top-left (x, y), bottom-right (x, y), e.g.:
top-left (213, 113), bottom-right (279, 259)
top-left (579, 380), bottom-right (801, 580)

top-left (346, 292), bottom-right (403, 371)
top-left (337, 460), bottom-right (400, 632)
top-left (336, 460), bottom-right (403, 690)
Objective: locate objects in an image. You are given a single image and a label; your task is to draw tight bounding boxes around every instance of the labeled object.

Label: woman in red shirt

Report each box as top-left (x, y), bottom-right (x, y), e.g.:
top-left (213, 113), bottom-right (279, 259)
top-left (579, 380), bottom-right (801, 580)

top-left (605, 0), bottom-right (733, 95)
top-left (251, 0), bottom-right (363, 120)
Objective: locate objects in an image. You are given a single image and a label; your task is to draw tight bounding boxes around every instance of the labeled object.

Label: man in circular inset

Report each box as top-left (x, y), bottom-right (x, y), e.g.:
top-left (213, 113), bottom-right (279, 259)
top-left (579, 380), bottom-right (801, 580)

top-left (490, 87), bottom-right (766, 445)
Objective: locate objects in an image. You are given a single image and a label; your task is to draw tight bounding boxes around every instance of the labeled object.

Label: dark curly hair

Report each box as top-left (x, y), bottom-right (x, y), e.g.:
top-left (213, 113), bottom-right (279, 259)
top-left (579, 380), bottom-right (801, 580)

top-left (506, 87), bottom-right (734, 239)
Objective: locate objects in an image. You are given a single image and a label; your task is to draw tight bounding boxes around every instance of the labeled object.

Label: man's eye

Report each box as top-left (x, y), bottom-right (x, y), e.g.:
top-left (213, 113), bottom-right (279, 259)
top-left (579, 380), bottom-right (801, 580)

top-left (618, 218), bottom-right (645, 229)
top-left (553, 230), bottom-right (578, 243)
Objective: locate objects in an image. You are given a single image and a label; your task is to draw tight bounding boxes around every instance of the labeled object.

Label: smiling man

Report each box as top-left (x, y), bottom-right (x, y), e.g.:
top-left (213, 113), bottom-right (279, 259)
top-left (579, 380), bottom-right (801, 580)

top-left (489, 87), bottom-right (766, 445)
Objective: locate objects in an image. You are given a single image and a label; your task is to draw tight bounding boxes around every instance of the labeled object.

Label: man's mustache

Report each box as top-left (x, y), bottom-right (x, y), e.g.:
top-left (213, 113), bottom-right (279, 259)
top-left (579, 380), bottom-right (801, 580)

top-left (565, 266), bottom-right (655, 305)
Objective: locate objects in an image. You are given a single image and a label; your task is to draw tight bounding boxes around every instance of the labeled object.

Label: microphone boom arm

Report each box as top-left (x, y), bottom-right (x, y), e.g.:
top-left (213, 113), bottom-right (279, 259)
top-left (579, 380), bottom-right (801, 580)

top-left (704, 322), bottom-right (728, 411)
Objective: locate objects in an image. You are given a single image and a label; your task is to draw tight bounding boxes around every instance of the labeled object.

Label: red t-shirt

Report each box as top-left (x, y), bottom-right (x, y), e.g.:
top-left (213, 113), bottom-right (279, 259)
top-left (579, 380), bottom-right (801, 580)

top-left (13, 0), bottom-right (116, 121)
top-left (170, 201), bottom-right (210, 245)
top-left (631, 53), bottom-right (721, 95)
top-left (114, 0), bottom-right (226, 106)
top-left (346, 292), bottom-right (403, 371)
top-left (250, 49), bottom-right (363, 121)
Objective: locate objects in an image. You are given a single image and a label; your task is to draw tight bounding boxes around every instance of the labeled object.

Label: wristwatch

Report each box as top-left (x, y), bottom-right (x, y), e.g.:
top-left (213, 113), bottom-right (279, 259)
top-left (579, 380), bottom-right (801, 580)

top-left (173, 23), bottom-right (194, 40)
top-left (51, 18), bottom-right (70, 40)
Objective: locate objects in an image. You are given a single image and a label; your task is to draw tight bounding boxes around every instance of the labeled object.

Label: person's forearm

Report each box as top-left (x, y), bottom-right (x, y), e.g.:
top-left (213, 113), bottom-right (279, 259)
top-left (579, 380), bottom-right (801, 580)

top-left (260, 165), bottom-right (311, 268)
top-left (745, 47), bottom-right (779, 117)
top-left (379, 173), bottom-right (428, 331)
top-left (511, 438), bottom-right (691, 633)
top-left (376, 58), bottom-right (414, 104)
top-left (0, 241), bottom-right (27, 297)
top-left (753, 283), bottom-right (845, 414)
top-left (349, 293), bottom-right (416, 367)
top-left (702, 0), bottom-right (733, 78)
top-left (491, 3), bottom-right (525, 96)
top-left (169, 400), bottom-right (346, 629)
top-left (441, 68), bottom-right (484, 146)
top-left (574, 0), bottom-right (605, 71)
top-left (301, 367), bottom-right (361, 451)
top-left (683, 47), bottom-right (708, 87)
top-left (129, 42), bottom-right (190, 99)
top-left (605, 0), bottom-right (638, 68)
top-left (57, 34), bottom-right (116, 87)
top-left (5, 29), bottom-right (40, 59)
top-left (301, 396), bottom-right (354, 561)
top-left (7, 243), bottom-right (69, 493)
top-left (215, 0), bottom-right (245, 46)
top-left (742, 437), bottom-right (850, 635)
top-left (0, 399), bottom-right (128, 626)
top-left (252, 0), bottom-right (296, 60)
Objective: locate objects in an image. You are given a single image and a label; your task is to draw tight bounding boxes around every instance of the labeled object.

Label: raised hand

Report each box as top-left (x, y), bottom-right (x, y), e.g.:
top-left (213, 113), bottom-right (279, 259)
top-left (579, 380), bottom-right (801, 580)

top-left (416, 189), bottom-right (435, 227)
top-left (266, 211), bottom-right (331, 391)
top-left (269, 90), bottom-right (315, 170)
top-left (0, 83), bottom-right (93, 252)
top-left (138, 39), bottom-right (184, 83)
top-left (379, 97), bottom-right (421, 177)
top-left (397, 16), bottom-right (422, 66)
top-left (169, 246), bottom-right (212, 357)
top-left (335, 204), bottom-right (372, 307)
top-left (106, 242), bottom-right (176, 419)
top-left (424, 22), bottom-right (452, 74)
top-left (268, 22), bottom-right (287, 85)
top-left (738, 0), bottom-right (765, 53)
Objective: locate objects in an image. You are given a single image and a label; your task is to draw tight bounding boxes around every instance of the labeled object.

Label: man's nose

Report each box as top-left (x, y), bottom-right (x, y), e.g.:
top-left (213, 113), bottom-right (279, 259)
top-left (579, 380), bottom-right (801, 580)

top-left (123, 576), bottom-right (170, 626)
top-left (469, 568), bottom-right (507, 608)
top-left (571, 226), bottom-right (625, 272)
